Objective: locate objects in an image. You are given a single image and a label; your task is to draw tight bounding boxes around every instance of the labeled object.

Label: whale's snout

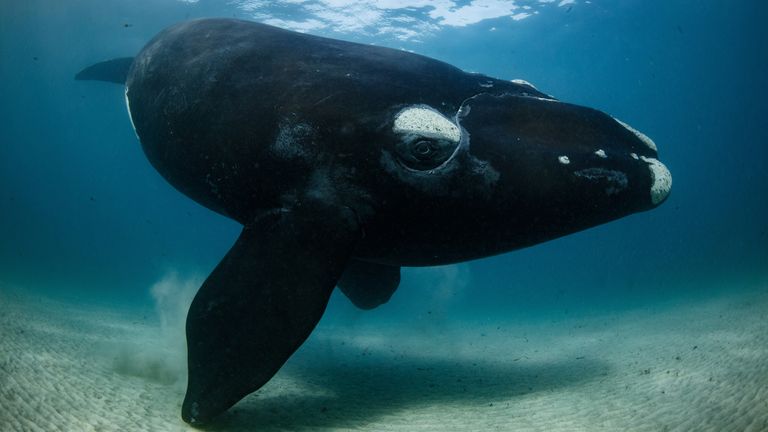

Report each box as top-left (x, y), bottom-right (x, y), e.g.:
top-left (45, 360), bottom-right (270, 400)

top-left (612, 118), bottom-right (672, 206)
top-left (640, 154), bottom-right (672, 206)
top-left (455, 92), bottom-right (672, 231)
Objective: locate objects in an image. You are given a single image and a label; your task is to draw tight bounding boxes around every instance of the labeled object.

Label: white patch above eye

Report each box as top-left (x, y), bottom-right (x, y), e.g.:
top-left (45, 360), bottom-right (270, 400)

top-left (558, 155), bottom-right (570, 165)
top-left (393, 106), bottom-right (461, 142)
top-left (595, 149), bottom-right (607, 158)
top-left (614, 118), bottom-right (658, 152)
top-left (630, 152), bottom-right (639, 160)
top-left (640, 156), bottom-right (672, 205)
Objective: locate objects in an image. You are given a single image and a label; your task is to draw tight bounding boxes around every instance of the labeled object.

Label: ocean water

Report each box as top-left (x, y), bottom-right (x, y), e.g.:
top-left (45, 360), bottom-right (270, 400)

top-left (0, 1), bottom-right (766, 431)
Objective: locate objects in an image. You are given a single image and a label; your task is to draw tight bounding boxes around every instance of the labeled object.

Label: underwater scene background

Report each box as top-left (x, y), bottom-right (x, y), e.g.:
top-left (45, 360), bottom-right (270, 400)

top-left (1, 1), bottom-right (766, 431)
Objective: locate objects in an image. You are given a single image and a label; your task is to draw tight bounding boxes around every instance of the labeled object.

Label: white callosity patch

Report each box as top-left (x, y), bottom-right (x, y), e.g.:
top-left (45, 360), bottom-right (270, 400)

top-left (511, 78), bottom-right (537, 89)
top-left (393, 106), bottom-right (461, 142)
top-left (558, 155), bottom-right (570, 165)
top-left (594, 149), bottom-right (607, 158)
top-left (630, 153), bottom-right (639, 160)
top-left (614, 118), bottom-right (658, 152)
top-left (522, 95), bottom-right (559, 103)
top-left (124, 87), bottom-right (139, 139)
top-left (511, 79), bottom-right (559, 101)
top-left (640, 156), bottom-right (672, 204)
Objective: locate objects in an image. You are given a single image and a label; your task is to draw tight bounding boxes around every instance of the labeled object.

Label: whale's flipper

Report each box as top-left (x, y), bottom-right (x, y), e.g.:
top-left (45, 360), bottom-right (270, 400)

top-left (74, 57), bottom-right (133, 84)
top-left (182, 207), bottom-right (360, 425)
top-left (338, 260), bottom-right (401, 310)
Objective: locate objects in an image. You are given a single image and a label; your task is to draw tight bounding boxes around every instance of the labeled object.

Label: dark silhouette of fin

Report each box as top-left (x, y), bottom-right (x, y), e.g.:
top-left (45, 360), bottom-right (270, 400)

top-left (181, 206), bottom-right (360, 425)
top-left (74, 57), bottom-right (133, 84)
top-left (338, 260), bottom-right (401, 309)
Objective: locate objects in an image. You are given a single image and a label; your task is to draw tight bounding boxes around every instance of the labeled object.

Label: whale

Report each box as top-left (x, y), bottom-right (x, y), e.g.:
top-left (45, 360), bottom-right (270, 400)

top-left (76, 18), bottom-right (671, 424)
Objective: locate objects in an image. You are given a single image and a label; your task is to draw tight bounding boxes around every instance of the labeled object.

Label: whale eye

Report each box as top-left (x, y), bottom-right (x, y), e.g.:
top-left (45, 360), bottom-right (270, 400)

top-left (413, 140), bottom-right (434, 158)
top-left (395, 136), bottom-right (455, 170)
top-left (392, 105), bottom-right (462, 171)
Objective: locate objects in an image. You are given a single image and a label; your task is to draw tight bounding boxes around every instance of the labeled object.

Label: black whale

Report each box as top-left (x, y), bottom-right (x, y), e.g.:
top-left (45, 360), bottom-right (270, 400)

top-left (77, 18), bottom-right (671, 424)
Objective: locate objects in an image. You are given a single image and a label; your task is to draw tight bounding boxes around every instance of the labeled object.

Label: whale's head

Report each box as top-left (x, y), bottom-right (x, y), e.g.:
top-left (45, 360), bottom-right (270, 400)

top-left (372, 84), bottom-right (671, 264)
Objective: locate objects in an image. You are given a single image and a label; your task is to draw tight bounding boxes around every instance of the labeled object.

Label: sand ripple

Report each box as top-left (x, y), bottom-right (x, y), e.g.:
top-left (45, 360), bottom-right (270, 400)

top-left (1, 287), bottom-right (766, 431)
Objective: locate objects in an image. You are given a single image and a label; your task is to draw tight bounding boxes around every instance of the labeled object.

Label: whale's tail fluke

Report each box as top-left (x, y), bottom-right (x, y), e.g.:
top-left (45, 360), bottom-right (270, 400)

top-left (75, 57), bottom-right (133, 84)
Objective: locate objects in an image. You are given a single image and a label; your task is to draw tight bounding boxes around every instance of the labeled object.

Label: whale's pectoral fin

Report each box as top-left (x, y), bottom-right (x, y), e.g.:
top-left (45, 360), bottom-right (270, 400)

top-left (75, 57), bottom-right (134, 84)
top-left (181, 207), bottom-right (360, 425)
top-left (338, 260), bottom-right (401, 310)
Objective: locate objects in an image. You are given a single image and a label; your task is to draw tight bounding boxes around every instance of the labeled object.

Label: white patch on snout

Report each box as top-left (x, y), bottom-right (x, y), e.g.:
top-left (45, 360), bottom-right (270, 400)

top-left (640, 156), bottom-right (672, 204)
top-left (393, 106), bottom-right (461, 142)
top-left (614, 118), bottom-right (658, 152)
top-left (558, 155), bottom-right (570, 165)
top-left (124, 87), bottom-right (139, 139)
top-left (595, 149), bottom-right (607, 158)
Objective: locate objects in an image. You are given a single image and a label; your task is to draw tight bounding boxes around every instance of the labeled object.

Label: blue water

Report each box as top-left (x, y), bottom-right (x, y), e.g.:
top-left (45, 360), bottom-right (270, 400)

top-left (1, 1), bottom-right (767, 430)
top-left (1, 0), bottom-right (766, 340)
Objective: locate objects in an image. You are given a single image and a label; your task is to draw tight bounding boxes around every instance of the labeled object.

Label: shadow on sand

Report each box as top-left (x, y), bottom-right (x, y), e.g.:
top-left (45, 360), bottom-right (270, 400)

top-left (200, 339), bottom-right (609, 431)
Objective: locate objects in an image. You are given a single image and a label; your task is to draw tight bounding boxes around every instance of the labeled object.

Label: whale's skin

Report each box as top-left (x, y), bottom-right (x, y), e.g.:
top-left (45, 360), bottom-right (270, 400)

top-left (85, 18), bottom-right (671, 424)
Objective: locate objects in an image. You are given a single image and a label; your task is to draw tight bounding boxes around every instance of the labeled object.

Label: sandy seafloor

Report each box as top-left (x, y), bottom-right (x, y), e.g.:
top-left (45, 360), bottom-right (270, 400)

top-left (1, 284), bottom-right (767, 432)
